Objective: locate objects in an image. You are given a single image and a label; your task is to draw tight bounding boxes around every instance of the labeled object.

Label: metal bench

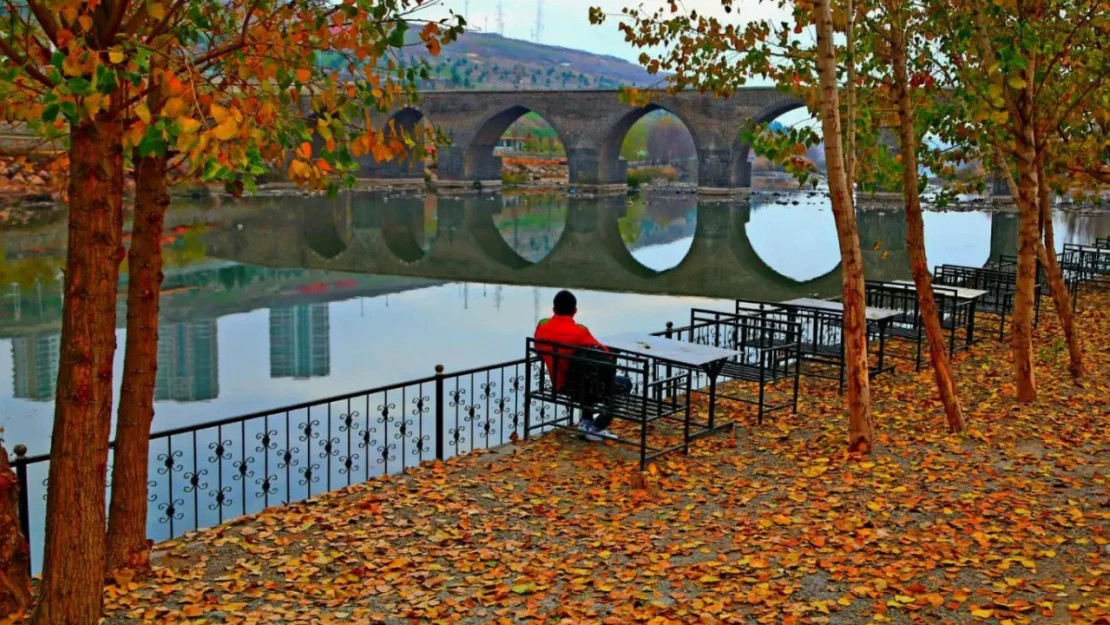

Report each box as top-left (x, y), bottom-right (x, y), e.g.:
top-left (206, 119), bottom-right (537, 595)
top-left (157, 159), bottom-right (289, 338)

top-left (1062, 244), bottom-right (1110, 289)
top-left (994, 253), bottom-right (1083, 308)
top-left (654, 308), bottom-right (801, 424)
top-left (729, 299), bottom-right (895, 394)
top-left (524, 338), bottom-right (694, 469)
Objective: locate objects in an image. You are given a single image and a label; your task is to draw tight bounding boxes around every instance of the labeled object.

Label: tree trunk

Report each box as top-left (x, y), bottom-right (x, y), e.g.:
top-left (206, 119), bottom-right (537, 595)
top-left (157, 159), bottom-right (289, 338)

top-left (105, 154), bottom-right (169, 575)
top-left (0, 444), bottom-right (32, 618)
top-left (1035, 155), bottom-right (1084, 379)
top-left (32, 114), bottom-right (125, 625)
top-left (1011, 147), bottom-right (1039, 402)
top-left (891, 24), bottom-right (965, 433)
top-left (814, 0), bottom-right (874, 453)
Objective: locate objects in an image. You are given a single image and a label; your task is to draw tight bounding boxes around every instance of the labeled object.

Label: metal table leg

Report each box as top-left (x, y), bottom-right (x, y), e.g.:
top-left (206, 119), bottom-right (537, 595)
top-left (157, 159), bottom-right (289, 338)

top-left (967, 299), bottom-right (977, 348)
top-left (702, 360), bottom-right (727, 429)
top-left (877, 321), bottom-right (888, 375)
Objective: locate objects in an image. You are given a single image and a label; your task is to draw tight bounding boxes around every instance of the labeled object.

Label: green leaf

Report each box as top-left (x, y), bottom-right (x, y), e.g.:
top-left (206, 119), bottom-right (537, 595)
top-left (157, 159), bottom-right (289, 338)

top-left (67, 77), bottom-right (93, 96)
top-left (1006, 75), bottom-right (1027, 90)
top-left (42, 104), bottom-right (60, 123)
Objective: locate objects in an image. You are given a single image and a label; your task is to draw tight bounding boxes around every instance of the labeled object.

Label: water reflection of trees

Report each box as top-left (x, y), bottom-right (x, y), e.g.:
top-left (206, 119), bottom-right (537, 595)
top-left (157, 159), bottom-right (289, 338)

top-left (618, 195), bottom-right (697, 246)
top-left (491, 193), bottom-right (568, 263)
top-left (1056, 211), bottom-right (1109, 245)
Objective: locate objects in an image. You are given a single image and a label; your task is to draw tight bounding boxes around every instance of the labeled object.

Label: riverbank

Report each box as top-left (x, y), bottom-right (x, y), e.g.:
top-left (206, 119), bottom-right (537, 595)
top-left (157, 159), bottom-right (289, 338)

top-left (73, 289), bottom-right (1110, 625)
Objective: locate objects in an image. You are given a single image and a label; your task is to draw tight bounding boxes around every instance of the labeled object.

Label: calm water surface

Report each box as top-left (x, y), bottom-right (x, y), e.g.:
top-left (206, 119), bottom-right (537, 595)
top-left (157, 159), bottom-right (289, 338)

top-left (2, 190), bottom-right (1107, 457)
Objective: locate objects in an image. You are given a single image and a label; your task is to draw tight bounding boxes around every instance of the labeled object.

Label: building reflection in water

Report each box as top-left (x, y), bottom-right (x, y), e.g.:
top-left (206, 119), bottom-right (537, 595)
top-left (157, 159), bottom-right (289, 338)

top-left (11, 334), bottom-right (60, 401)
top-left (269, 304), bottom-right (331, 379)
top-left (155, 320), bottom-right (219, 402)
top-left (10, 320), bottom-right (221, 404)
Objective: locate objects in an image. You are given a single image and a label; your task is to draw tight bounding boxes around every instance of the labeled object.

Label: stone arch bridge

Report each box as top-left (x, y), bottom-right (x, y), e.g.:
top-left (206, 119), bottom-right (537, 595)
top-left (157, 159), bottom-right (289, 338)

top-left (204, 193), bottom-right (1020, 302)
top-left (358, 88), bottom-right (808, 194)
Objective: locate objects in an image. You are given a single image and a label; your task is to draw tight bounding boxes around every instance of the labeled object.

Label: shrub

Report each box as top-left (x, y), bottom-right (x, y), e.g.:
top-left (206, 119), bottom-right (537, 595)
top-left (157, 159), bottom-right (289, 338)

top-left (627, 165), bottom-right (678, 188)
top-left (502, 170), bottom-right (529, 185)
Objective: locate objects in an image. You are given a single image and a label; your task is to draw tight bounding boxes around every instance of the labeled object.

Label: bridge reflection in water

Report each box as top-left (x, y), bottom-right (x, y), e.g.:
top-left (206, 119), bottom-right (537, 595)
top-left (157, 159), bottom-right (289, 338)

top-left (206, 191), bottom-right (1021, 302)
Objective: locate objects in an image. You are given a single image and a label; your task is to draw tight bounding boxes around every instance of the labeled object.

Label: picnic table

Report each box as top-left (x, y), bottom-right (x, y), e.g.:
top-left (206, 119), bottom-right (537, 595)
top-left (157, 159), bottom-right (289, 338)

top-left (781, 298), bottom-right (902, 375)
top-left (600, 331), bottom-right (743, 432)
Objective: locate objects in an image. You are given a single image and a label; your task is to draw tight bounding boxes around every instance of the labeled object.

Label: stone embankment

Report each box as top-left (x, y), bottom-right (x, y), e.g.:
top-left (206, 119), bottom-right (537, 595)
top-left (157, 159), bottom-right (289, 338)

top-left (0, 156), bottom-right (57, 194)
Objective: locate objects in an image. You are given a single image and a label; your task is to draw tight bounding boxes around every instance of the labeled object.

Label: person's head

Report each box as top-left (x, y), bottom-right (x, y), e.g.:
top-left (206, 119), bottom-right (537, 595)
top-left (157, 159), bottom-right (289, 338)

top-left (553, 290), bottom-right (577, 316)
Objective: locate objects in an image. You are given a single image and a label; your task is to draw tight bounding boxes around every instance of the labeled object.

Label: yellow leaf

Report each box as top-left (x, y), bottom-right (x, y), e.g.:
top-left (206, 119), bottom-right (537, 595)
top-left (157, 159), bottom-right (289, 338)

top-left (136, 102), bottom-right (151, 124)
top-left (177, 117), bottom-right (201, 134)
top-left (1007, 75), bottom-right (1027, 90)
top-left (83, 94), bottom-right (104, 116)
top-left (971, 609), bottom-right (994, 619)
top-left (108, 49), bottom-right (125, 64)
top-left (163, 97), bottom-right (188, 119)
top-left (149, 2), bottom-right (166, 19)
top-left (78, 15), bottom-right (94, 32)
top-left (210, 103), bottom-right (229, 124)
top-left (213, 118), bottom-right (238, 140)
top-left (175, 130), bottom-right (196, 152)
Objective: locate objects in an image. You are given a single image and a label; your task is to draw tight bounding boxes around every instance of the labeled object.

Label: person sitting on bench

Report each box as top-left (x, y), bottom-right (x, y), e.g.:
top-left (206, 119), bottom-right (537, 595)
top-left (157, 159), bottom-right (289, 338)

top-left (535, 290), bottom-right (632, 441)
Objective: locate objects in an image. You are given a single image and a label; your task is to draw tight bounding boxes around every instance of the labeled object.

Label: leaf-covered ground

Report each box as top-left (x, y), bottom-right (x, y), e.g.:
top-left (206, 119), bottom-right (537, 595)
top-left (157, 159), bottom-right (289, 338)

top-left (101, 292), bottom-right (1109, 625)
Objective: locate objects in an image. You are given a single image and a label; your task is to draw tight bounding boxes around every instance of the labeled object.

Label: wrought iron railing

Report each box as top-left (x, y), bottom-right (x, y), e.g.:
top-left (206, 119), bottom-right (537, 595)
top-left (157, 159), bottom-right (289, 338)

top-left (10, 358), bottom-right (529, 573)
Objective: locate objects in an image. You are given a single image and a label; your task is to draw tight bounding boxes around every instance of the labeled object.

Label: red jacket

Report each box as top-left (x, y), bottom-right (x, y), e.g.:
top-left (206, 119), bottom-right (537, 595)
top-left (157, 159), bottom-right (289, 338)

top-left (534, 315), bottom-right (605, 391)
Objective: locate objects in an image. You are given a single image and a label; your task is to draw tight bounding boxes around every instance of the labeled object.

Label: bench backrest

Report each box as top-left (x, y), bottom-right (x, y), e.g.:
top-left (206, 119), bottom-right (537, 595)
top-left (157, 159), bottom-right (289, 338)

top-left (526, 337), bottom-right (648, 401)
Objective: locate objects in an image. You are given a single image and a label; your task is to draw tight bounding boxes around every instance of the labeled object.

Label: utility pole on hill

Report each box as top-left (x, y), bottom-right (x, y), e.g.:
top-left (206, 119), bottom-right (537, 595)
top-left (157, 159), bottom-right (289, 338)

top-left (533, 0), bottom-right (544, 43)
top-left (496, 0), bottom-right (504, 35)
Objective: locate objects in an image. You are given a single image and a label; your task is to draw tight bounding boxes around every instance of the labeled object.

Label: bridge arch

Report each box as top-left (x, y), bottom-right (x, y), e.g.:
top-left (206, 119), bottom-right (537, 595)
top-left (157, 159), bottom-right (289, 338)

top-left (463, 105), bottom-right (571, 182)
top-left (728, 202), bottom-right (844, 296)
top-left (358, 107), bottom-right (431, 179)
top-left (299, 198), bottom-right (351, 261)
top-left (731, 95), bottom-right (809, 187)
top-left (597, 104), bottom-right (703, 186)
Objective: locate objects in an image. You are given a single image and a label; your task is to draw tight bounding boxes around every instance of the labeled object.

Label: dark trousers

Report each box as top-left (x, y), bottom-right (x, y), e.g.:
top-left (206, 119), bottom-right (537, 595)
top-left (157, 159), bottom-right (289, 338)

top-left (582, 375), bottom-right (633, 430)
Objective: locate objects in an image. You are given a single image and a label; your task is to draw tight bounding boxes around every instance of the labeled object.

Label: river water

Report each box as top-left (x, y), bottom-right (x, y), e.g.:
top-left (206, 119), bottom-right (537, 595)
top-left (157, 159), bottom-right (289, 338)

top-left (2, 189), bottom-right (1107, 457)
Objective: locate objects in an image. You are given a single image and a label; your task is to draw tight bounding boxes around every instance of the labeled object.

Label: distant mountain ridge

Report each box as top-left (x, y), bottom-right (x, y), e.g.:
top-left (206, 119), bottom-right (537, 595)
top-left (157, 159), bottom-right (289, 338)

top-left (400, 31), bottom-right (664, 90)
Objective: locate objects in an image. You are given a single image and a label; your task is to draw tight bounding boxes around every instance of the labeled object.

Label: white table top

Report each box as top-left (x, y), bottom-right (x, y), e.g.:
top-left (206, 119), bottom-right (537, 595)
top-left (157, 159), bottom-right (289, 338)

top-left (889, 280), bottom-right (987, 300)
top-left (600, 332), bottom-right (740, 367)
top-left (782, 297), bottom-right (903, 321)
top-left (1069, 245), bottom-right (1110, 255)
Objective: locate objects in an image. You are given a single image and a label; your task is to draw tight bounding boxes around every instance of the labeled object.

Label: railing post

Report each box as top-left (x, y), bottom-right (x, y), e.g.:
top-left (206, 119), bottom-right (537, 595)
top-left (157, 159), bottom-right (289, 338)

top-left (434, 365), bottom-right (445, 461)
top-left (664, 322), bottom-right (674, 399)
top-left (13, 444), bottom-right (31, 574)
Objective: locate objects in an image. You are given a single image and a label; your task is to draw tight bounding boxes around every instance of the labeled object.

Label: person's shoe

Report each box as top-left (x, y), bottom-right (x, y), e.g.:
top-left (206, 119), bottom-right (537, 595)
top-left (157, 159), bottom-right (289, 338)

top-left (581, 417), bottom-right (599, 441)
top-left (591, 428), bottom-right (615, 441)
top-left (578, 420), bottom-right (601, 441)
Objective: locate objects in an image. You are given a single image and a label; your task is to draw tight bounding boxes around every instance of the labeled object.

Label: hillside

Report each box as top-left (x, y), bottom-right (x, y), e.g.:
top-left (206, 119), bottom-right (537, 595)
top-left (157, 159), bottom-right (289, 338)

top-left (400, 32), bottom-right (663, 90)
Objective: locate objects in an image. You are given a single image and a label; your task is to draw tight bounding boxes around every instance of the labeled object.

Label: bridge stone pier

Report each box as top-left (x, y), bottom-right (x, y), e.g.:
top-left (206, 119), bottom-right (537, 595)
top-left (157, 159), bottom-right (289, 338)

top-left (360, 89), bottom-right (804, 195)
